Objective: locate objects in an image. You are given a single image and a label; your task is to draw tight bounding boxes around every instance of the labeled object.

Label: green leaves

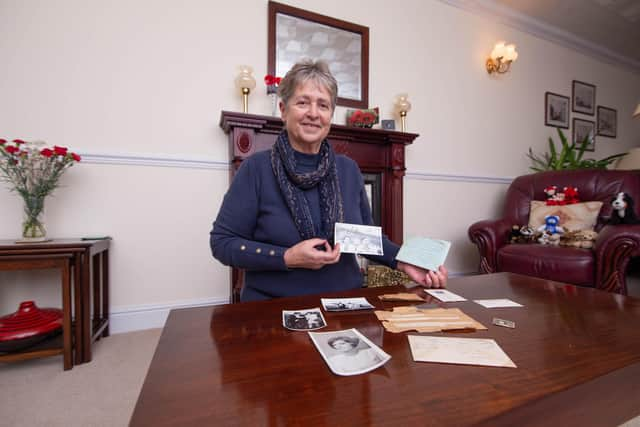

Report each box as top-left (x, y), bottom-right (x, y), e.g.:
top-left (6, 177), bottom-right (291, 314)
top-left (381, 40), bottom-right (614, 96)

top-left (527, 128), bottom-right (627, 172)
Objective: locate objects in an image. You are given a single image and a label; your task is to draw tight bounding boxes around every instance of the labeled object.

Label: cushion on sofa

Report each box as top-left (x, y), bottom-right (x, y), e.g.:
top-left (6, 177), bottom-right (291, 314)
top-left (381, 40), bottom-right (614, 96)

top-left (528, 200), bottom-right (603, 232)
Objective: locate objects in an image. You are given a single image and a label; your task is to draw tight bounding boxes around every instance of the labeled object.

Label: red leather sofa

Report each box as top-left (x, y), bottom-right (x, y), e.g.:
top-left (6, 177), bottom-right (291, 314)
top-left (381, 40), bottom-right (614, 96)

top-left (468, 169), bottom-right (640, 294)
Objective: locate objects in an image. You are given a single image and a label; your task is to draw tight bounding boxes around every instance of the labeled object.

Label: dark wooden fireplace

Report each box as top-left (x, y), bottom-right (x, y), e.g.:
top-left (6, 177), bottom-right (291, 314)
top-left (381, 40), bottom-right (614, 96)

top-left (219, 110), bottom-right (418, 302)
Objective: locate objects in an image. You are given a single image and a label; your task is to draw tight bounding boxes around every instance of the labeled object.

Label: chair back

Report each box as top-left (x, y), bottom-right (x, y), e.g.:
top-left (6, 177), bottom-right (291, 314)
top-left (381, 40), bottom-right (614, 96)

top-left (503, 169), bottom-right (640, 231)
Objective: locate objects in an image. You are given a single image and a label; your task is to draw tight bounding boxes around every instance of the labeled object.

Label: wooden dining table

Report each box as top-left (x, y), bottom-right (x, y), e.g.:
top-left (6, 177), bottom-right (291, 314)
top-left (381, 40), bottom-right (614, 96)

top-left (130, 272), bottom-right (640, 426)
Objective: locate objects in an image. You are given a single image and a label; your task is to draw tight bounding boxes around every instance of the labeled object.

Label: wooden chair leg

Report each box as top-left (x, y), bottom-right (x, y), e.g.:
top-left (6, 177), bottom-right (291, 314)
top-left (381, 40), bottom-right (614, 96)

top-left (62, 259), bottom-right (73, 370)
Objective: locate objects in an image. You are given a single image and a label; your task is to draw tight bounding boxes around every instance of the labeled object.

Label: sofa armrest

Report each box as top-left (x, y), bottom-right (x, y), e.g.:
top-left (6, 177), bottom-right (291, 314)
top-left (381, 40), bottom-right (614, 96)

top-left (594, 224), bottom-right (640, 294)
top-left (468, 219), bottom-right (513, 274)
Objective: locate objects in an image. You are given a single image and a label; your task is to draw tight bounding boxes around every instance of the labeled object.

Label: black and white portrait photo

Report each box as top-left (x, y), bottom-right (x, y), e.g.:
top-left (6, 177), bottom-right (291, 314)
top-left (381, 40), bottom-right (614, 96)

top-left (282, 308), bottom-right (326, 331)
top-left (308, 328), bottom-right (391, 376)
top-left (572, 80), bottom-right (596, 115)
top-left (572, 118), bottom-right (595, 151)
top-left (597, 106), bottom-right (617, 138)
top-left (545, 92), bottom-right (569, 129)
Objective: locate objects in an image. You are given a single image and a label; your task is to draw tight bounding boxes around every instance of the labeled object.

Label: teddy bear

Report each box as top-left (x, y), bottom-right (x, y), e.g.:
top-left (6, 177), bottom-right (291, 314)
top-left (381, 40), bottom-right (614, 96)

top-left (544, 186), bottom-right (558, 205)
top-left (609, 192), bottom-right (640, 225)
top-left (537, 215), bottom-right (564, 235)
top-left (509, 225), bottom-right (539, 244)
top-left (563, 186), bottom-right (580, 204)
top-left (538, 231), bottom-right (561, 245)
top-left (559, 229), bottom-right (598, 249)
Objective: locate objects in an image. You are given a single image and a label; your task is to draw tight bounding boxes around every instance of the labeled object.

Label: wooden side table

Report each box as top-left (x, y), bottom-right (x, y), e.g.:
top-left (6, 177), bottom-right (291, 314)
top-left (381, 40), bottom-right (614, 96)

top-left (0, 254), bottom-right (73, 370)
top-left (0, 238), bottom-right (111, 366)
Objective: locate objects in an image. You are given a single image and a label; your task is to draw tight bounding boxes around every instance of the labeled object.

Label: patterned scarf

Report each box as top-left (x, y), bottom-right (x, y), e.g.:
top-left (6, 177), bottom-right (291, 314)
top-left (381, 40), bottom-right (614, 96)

top-left (271, 130), bottom-right (344, 241)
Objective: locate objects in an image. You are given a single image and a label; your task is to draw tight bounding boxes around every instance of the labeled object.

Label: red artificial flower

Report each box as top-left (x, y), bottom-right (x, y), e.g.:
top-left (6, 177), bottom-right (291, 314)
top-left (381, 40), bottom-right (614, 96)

top-left (264, 74), bottom-right (282, 86)
top-left (13, 139), bottom-right (26, 145)
top-left (361, 112), bottom-right (376, 124)
top-left (0, 138), bottom-right (6, 145)
top-left (5, 145), bottom-right (19, 154)
top-left (53, 145), bottom-right (68, 156)
top-left (71, 152), bottom-right (81, 162)
top-left (40, 148), bottom-right (54, 157)
top-left (349, 110), bottom-right (364, 124)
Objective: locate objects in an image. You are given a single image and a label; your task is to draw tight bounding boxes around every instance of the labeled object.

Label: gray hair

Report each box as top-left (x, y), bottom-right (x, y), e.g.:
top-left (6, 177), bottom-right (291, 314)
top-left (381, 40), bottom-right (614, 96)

top-left (277, 59), bottom-right (338, 111)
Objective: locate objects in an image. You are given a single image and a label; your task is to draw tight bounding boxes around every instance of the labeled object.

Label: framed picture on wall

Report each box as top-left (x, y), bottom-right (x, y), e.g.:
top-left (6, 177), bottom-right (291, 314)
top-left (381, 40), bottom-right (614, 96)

top-left (572, 118), bottom-right (595, 151)
top-left (597, 106), bottom-right (617, 138)
top-left (544, 92), bottom-right (569, 128)
top-left (572, 80), bottom-right (596, 115)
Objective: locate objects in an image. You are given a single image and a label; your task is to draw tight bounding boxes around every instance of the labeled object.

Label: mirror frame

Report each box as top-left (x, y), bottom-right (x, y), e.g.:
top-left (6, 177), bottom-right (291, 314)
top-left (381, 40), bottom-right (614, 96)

top-left (268, 1), bottom-right (369, 109)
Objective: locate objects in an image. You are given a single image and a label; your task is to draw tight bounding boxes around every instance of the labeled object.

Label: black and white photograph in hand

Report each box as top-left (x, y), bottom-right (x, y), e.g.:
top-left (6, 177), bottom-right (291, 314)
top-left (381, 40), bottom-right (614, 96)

top-left (334, 222), bottom-right (383, 255)
top-left (282, 308), bottom-right (327, 331)
top-left (572, 118), bottom-right (595, 151)
top-left (545, 92), bottom-right (569, 129)
top-left (308, 328), bottom-right (391, 376)
top-left (572, 80), bottom-right (596, 115)
top-left (597, 106), bottom-right (617, 138)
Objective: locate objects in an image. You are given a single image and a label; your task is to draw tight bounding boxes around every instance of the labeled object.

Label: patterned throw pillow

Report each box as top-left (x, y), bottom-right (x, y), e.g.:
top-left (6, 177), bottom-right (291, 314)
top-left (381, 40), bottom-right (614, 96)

top-left (528, 200), bottom-right (603, 232)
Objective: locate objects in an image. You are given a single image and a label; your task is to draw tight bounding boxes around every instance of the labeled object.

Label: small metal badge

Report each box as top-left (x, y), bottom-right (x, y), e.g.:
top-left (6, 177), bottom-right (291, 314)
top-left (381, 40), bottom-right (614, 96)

top-left (492, 317), bottom-right (515, 328)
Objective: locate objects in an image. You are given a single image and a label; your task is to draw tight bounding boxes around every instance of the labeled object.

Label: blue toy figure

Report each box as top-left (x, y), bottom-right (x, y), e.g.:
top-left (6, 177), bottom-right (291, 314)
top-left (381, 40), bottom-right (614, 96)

top-left (537, 215), bottom-right (564, 235)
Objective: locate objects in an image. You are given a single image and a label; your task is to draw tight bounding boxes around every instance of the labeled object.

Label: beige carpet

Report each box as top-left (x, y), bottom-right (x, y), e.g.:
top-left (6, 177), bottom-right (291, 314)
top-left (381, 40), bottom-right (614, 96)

top-left (0, 328), bottom-right (162, 427)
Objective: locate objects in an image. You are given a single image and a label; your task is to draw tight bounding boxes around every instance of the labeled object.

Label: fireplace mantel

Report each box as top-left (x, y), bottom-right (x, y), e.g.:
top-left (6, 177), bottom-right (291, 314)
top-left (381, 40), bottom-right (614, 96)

top-left (219, 110), bottom-right (418, 302)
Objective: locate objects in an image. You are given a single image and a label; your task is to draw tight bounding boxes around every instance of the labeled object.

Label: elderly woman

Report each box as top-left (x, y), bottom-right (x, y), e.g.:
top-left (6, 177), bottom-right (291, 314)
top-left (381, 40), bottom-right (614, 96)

top-left (211, 59), bottom-right (447, 301)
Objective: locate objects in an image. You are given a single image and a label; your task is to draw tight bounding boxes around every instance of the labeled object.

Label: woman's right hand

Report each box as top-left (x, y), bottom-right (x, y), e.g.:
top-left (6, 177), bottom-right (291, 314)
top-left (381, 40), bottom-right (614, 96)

top-left (284, 238), bottom-right (341, 269)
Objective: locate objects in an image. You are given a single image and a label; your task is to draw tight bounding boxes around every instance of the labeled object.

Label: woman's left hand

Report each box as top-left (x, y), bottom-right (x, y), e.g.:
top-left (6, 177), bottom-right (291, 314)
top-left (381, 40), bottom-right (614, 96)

top-left (397, 262), bottom-right (448, 288)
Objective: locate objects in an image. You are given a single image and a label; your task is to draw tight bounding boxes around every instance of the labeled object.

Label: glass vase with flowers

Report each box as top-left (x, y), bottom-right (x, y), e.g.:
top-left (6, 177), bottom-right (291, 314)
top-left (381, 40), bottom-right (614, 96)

top-left (0, 139), bottom-right (81, 242)
top-left (264, 74), bottom-right (282, 116)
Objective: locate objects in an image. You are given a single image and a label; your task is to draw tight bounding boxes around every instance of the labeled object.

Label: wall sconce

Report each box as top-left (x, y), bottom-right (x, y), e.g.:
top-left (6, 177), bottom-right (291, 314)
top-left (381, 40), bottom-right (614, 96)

top-left (394, 93), bottom-right (412, 132)
top-left (633, 103), bottom-right (640, 118)
top-left (234, 65), bottom-right (256, 113)
top-left (486, 41), bottom-right (518, 74)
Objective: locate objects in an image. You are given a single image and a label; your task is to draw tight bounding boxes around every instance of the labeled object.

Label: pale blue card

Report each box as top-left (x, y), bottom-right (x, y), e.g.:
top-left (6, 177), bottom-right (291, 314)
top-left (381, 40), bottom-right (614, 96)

top-left (395, 236), bottom-right (451, 271)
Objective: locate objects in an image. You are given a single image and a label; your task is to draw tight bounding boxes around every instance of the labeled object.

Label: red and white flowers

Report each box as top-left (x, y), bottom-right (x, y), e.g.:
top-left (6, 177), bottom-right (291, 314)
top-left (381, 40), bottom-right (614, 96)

top-left (0, 138), bottom-right (81, 239)
top-left (264, 74), bottom-right (282, 95)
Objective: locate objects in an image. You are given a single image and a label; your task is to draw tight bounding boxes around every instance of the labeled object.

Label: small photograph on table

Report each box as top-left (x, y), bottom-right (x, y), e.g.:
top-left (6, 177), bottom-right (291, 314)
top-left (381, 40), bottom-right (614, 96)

top-left (309, 328), bottom-right (391, 376)
top-left (282, 308), bottom-right (326, 331)
top-left (321, 297), bottom-right (374, 311)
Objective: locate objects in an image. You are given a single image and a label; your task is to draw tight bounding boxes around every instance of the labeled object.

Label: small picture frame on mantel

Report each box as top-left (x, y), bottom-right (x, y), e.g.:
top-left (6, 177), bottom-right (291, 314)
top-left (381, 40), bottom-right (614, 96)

top-left (572, 80), bottom-right (596, 115)
top-left (597, 106), bottom-right (617, 138)
top-left (545, 92), bottom-right (569, 129)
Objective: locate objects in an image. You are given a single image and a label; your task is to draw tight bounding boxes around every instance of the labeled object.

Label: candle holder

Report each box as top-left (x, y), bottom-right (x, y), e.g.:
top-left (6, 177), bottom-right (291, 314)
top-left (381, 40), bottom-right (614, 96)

top-left (394, 94), bottom-right (412, 132)
top-left (234, 65), bottom-right (256, 113)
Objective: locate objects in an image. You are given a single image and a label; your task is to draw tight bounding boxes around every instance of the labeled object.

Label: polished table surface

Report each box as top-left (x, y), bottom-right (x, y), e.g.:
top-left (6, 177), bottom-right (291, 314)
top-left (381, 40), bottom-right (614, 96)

top-left (130, 273), bottom-right (640, 426)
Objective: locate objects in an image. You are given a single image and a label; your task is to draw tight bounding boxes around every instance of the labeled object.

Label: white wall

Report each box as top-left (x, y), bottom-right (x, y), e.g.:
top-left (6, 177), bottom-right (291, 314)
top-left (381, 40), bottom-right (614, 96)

top-left (1, 0), bottom-right (639, 331)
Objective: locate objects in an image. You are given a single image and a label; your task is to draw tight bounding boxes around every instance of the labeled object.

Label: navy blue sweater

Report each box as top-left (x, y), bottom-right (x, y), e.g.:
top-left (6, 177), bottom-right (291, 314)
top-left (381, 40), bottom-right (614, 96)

top-left (210, 149), bottom-right (399, 301)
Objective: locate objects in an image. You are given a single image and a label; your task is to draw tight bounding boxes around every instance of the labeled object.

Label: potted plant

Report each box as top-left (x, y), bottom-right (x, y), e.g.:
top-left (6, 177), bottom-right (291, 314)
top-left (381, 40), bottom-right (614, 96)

top-left (527, 128), bottom-right (626, 172)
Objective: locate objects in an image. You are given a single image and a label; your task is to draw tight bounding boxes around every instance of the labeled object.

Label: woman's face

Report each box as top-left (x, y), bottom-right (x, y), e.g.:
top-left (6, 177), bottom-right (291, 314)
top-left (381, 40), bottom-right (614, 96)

top-left (280, 79), bottom-right (333, 154)
top-left (330, 339), bottom-right (355, 352)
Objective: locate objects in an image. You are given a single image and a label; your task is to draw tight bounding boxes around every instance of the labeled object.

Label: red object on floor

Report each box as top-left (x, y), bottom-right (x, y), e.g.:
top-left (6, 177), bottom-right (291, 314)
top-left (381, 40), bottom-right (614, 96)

top-left (0, 301), bottom-right (63, 352)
